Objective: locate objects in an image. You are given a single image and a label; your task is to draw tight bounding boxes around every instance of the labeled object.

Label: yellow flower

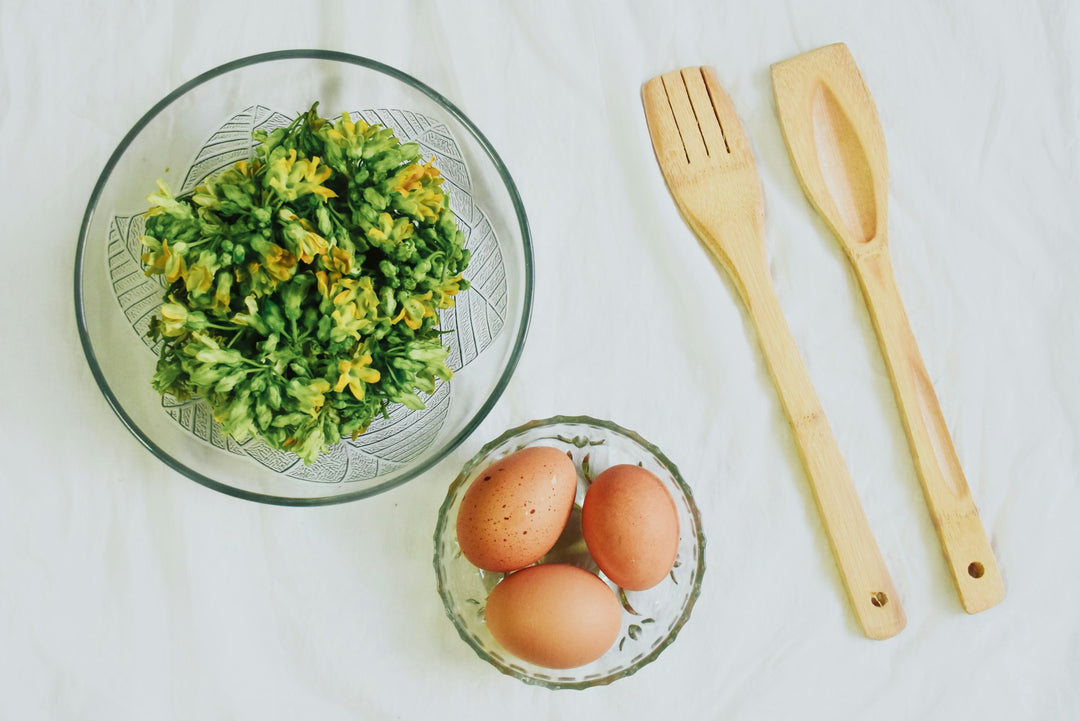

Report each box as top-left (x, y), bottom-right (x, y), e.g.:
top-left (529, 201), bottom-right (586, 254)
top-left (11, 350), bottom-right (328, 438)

top-left (184, 262), bottom-right (214, 297)
top-left (279, 209), bottom-right (330, 264)
top-left (354, 277), bottom-right (380, 318)
top-left (232, 159), bottom-right (261, 178)
top-left (190, 183), bottom-right (218, 208)
top-left (330, 306), bottom-right (361, 343)
top-left (288, 378), bottom-right (331, 415)
top-left (334, 350), bottom-right (381, 401)
top-left (323, 113), bottom-right (370, 155)
top-left (389, 159), bottom-right (444, 223)
top-left (267, 149), bottom-right (337, 202)
top-left (140, 235), bottom-right (166, 274)
top-left (159, 302), bottom-right (190, 337)
top-left (261, 243), bottom-right (297, 282)
top-left (330, 277), bottom-right (379, 313)
top-left (325, 246), bottom-right (354, 275)
top-left (432, 274), bottom-right (463, 308)
top-left (365, 212), bottom-right (413, 247)
top-left (331, 277), bottom-right (359, 307)
top-left (315, 270), bottom-right (334, 300)
top-left (212, 272), bottom-right (232, 311)
top-left (141, 236), bottom-right (187, 283)
top-left (318, 270), bottom-right (346, 303)
top-left (159, 239), bottom-right (186, 284)
top-left (328, 277), bottom-right (380, 342)
top-left (297, 230), bottom-right (329, 264)
top-left (244, 266), bottom-right (278, 297)
top-left (391, 291), bottom-right (435, 330)
top-left (144, 179), bottom-right (193, 219)
top-left (392, 158), bottom-right (441, 195)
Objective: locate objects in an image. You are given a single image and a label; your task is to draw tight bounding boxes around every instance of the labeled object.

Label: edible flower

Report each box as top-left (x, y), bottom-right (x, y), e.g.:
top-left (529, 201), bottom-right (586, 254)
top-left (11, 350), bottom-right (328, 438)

top-left (334, 347), bottom-right (381, 401)
top-left (266, 149), bottom-right (337, 202)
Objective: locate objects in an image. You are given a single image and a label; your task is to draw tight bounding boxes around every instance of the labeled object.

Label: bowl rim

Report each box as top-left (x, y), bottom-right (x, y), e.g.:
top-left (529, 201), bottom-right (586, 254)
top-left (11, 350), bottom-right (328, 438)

top-left (73, 49), bottom-right (534, 506)
top-left (433, 414), bottom-right (707, 690)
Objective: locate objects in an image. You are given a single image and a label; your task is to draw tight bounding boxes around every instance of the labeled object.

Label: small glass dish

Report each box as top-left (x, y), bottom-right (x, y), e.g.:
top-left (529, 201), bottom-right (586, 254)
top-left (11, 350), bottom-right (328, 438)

top-left (74, 50), bottom-right (532, 505)
top-left (433, 415), bottom-right (706, 689)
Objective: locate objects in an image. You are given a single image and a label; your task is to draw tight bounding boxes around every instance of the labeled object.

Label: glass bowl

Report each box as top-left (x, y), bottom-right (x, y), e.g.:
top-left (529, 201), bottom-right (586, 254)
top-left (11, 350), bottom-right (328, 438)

top-left (74, 51), bottom-right (532, 505)
top-left (434, 416), bottom-right (706, 689)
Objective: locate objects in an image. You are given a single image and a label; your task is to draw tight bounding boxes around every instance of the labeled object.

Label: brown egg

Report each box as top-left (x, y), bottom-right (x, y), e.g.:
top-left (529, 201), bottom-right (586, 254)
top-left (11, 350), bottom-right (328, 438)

top-left (582, 464), bottom-right (680, 590)
top-left (456, 446), bottom-right (578, 572)
top-left (484, 564), bottom-right (622, 669)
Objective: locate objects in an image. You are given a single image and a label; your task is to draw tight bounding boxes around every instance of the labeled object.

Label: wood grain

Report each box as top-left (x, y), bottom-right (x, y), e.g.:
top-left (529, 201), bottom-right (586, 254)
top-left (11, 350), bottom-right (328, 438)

top-left (771, 43), bottom-right (1004, 614)
top-left (643, 67), bottom-right (906, 639)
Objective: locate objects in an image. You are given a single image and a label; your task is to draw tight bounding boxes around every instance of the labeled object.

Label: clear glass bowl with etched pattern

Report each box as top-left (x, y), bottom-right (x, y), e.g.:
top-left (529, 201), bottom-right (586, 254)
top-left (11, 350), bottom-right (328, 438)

top-left (434, 416), bottom-right (706, 689)
top-left (75, 51), bottom-right (532, 504)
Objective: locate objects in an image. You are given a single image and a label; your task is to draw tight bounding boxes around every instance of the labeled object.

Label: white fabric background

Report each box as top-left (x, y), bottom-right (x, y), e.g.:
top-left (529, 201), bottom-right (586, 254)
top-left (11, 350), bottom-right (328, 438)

top-left (2, 1), bottom-right (1078, 718)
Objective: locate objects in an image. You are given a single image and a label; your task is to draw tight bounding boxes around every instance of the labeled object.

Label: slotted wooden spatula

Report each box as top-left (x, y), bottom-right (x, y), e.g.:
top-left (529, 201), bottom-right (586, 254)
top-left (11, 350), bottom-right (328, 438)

top-left (643, 67), bottom-right (905, 639)
top-left (770, 43), bottom-right (1004, 614)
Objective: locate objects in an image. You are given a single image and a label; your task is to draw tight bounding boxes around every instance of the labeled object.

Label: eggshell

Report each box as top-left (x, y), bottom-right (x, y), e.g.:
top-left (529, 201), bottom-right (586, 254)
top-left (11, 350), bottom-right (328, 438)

top-left (456, 446), bottom-right (578, 572)
top-left (484, 564), bottom-right (622, 669)
top-left (582, 464), bottom-right (680, 590)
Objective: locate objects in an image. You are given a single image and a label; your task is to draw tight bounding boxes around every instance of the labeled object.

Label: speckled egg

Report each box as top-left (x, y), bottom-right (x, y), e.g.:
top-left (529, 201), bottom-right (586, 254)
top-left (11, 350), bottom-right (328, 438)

top-left (582, 464), bottom-right (680, 590)
top-left (456, 446), bottom-right (578, 572)
top-left (484, 563), bottom-right (622, 669)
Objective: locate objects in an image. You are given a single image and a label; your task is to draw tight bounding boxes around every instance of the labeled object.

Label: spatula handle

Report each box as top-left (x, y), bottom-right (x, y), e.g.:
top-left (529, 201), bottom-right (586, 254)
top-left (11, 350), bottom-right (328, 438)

top-left (855, 250), bottom-right (1004, 613)
top-left (738, 259), bottom-right (906, 639)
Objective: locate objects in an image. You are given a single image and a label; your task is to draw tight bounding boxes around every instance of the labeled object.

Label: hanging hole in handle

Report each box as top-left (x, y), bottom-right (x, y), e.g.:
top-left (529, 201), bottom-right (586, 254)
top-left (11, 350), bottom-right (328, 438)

top-left (870, 591), bottom-right (888, 608)
top-left (968, 562), bottom-right (985, 579)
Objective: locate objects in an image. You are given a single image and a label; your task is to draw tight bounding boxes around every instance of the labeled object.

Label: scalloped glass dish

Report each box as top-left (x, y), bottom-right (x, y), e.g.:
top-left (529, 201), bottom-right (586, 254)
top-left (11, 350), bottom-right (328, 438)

top-left (74, 51), bottom-right (532, 505)
top-left (434, 416), bottom-right (706, 689)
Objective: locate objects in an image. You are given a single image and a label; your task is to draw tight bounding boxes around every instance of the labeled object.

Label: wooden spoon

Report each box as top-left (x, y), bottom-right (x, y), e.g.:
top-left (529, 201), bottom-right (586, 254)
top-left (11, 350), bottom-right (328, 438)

top-left (771, 43), bottom-right (1004, 613)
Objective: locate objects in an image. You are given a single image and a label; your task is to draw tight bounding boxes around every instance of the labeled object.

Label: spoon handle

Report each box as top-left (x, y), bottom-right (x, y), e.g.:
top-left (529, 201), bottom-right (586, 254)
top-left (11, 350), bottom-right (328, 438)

top-left (855, 250), bottom-right (1004, 613)
top-left (736, 257), bottom-right (906, 639)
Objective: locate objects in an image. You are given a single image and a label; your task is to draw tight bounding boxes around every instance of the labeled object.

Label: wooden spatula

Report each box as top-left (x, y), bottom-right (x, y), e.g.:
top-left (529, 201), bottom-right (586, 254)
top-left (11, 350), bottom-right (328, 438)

top-left (770, 43), bottom-right (1004, 614)
top-left (643, 67), bottom-right (905, 639)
